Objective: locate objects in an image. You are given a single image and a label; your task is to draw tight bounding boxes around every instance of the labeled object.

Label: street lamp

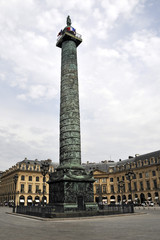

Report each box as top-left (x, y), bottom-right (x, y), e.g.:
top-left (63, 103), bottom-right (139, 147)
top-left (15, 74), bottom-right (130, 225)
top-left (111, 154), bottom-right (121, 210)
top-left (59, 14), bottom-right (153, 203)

top-left (40, 162), bottom-right (49, 206)
top-left (125, 170), bottom-right (135, 213)
top-left (13, 174), bottom-right (18, 213)
top-left (118, 180), bottom-right (125, 205)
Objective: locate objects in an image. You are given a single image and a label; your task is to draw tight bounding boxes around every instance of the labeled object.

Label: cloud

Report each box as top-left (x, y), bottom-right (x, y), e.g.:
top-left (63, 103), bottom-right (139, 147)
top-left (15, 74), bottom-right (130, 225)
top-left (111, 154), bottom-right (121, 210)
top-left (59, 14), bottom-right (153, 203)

top-left (87, 0), bottom-right (146, 40)
top-left (0, 117), bottom-right (59, 170)
top-left (79, 27), bottom-right (160, 162)
top-left (18, 84), bottom-right (58, 100)
top-left (122, 30), bottom-right (160, 68)
top-left (0, 0), bottom-right (61, 102)
top-left (0, 0), bottom-right (146, 100)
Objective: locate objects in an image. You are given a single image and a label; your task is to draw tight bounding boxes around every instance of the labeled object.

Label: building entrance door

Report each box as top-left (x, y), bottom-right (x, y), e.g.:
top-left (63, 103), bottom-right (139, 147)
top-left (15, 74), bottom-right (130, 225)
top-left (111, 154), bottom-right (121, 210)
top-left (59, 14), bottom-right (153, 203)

top-left (140, 193), bottom-right (145, 204)
top-left (77, 196), bottom-right (84, 211)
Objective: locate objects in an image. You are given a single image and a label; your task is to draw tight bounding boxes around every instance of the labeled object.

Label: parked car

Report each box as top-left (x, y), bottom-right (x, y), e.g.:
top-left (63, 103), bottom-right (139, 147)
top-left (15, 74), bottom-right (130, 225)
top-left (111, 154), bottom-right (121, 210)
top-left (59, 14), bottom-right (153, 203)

top-left (141, 202), bottom-right (146, 207)
top-left (149, 201), bottom-right (154, 207)
top-left (8, 200), bottom-right (14, 207)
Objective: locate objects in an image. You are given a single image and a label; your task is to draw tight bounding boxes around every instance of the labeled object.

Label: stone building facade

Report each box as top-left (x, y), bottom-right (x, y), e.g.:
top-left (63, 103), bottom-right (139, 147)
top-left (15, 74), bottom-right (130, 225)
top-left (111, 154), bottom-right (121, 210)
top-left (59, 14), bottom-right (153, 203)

top-left (1, 150), bottom-right (160, 207)
top-left (0, 158), bottom-right (56, 206)
top-left (85, 150), bottom-right (160, 205)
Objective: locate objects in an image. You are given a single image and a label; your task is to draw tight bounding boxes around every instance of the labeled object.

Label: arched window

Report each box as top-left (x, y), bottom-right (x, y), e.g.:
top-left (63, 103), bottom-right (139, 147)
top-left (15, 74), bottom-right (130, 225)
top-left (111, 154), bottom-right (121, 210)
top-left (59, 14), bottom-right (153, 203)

top-left (110, 195), bottom-right (115, 204)
top-left (122, 195), bottom-right (126, 203)
top-left (134, 194), bottom-right (138, 200)
top-left (140, 193), bottom-right (145, 203)
top-left (155, 192), bottom-right (159, 202)
top-left (19, 195), bottom-right (25, 206)
top-left (27, 196), bottom-right (32, 206)
top-left (102, 196), bottom-right (107, 204)
top-left (42, 196), bottom-right (47, 205)
top-left (128, 194), bottom-right (132, 202)
top-left (117, 195), bottom-right (121, 203)
top-left (34, 196), bottom-right (40, 205)
top-left (147, 192), bottom-right (152, 200)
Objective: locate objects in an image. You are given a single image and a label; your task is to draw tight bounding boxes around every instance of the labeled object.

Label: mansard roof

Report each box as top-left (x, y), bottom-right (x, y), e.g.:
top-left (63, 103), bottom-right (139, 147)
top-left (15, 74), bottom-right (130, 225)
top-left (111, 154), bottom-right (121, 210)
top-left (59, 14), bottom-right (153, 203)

top-left (116, 150), bottom-right (160, 167)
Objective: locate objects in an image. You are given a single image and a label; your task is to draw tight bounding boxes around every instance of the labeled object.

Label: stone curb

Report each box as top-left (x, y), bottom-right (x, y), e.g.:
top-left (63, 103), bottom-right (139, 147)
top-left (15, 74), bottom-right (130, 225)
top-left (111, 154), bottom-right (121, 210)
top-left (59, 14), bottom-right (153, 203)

top-left (6, 212), bottom-right (147, 222)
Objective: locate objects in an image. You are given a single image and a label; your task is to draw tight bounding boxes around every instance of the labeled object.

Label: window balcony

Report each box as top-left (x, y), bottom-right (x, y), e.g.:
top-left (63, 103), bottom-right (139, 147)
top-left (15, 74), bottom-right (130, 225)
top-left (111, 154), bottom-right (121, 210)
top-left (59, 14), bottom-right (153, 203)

top-left (36, 190), bottom-right (41, 194)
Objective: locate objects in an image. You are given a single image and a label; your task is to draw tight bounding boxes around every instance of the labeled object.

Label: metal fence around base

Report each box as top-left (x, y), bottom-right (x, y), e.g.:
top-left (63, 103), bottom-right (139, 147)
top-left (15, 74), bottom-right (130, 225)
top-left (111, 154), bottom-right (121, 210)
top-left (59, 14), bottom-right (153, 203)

top-left (16, 204), bottom-right (134, 218)
top-left (17, 206), bottom-right (56, 217)
top-left (98, 204), bottom-right (134, 214)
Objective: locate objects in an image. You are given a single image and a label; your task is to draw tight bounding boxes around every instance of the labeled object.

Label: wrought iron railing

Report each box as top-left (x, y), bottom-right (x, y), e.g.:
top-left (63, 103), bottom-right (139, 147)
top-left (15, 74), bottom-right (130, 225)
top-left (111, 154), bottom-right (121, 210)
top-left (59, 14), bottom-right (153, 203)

top-left (57, 32), bottom-right (82, 42)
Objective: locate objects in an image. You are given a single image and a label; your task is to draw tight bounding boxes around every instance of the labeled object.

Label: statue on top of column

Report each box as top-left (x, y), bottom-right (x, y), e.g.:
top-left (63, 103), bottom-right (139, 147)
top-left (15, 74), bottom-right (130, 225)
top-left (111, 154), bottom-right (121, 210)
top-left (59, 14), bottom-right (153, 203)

top-left (67, 15), bottom-right (71, 26)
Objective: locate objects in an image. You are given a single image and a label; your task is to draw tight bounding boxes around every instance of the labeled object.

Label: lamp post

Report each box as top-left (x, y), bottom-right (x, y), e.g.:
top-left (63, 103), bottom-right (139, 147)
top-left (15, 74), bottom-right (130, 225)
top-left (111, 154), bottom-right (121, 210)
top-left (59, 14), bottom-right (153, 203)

top-left (37, 189), bottom-right (41, 206)
top-left (118, 180), bottom-right (125, 205)
top-left (13, 174), bottom-right (18, 213)
top-left (40, 162), bottom-right (49, 207)
top-left (125, 170), bottom-right (135, 212)
top-left (125, 171), bottom-right (135, 203)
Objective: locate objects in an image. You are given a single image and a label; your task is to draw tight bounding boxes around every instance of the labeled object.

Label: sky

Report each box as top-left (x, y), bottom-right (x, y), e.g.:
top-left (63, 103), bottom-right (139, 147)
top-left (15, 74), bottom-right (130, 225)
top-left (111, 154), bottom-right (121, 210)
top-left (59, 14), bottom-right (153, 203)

top-left (0, 0), bottom-right (160, 171)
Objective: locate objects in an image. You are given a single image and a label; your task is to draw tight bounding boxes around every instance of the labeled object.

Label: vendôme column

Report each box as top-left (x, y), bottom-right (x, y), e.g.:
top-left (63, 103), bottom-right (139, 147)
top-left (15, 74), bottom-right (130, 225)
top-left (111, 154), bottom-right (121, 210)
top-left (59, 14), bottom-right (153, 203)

top-left (57, 16), bottom-right (82, 170)
top-left (49, 17), bottom-right (97, 212)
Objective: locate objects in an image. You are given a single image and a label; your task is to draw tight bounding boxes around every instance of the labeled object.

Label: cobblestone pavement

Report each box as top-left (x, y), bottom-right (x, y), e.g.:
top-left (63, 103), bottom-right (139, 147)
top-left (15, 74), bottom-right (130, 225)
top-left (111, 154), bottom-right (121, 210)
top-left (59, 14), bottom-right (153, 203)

top-left (0, 207), bottom-right (160, 240)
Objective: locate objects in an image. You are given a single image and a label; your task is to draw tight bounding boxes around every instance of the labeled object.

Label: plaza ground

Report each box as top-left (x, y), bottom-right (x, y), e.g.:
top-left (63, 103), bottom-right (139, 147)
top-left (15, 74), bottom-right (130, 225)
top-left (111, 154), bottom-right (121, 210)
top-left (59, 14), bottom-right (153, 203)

top-left (0, 207), bottom-right (160, 240)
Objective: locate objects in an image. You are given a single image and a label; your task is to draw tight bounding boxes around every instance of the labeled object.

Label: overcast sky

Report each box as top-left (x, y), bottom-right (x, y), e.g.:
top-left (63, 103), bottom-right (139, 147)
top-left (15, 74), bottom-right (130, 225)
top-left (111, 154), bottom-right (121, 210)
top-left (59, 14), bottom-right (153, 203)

top-left (0, 0), bottom-right (160, 171)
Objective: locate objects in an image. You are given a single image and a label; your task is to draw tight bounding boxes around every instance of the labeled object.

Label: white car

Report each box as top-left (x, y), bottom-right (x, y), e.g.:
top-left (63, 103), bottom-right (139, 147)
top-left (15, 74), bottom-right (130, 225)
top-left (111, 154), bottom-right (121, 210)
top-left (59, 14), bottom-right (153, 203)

top-left (149, 202), bottom-right (154, 206)
top-left (141, 202), bottom-right (146, 207)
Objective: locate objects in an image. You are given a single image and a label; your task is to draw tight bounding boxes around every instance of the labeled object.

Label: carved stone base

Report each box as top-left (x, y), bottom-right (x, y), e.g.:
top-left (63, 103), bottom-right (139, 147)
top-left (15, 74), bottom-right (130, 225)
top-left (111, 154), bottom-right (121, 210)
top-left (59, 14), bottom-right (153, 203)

top-left (48, 168), bottom-right (98, 212)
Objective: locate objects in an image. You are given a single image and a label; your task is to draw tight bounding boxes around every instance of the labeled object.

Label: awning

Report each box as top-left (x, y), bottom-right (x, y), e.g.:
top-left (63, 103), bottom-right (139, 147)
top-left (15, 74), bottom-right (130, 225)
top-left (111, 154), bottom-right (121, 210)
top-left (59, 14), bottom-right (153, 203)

top-left (155, 197), bottom-right (159, 199)
top-left (20, 199), bottom-right (24, 202)
top-left (35, 200), bottom-right (40, 202)
top-left (134, 198), bottom-right (138, 200)
top-left (148, 197), bottom-right (151, 200)
top-left (110, 199), bottom-right (115, 202)
top-left (27, 199), bottom-right (32, 202)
